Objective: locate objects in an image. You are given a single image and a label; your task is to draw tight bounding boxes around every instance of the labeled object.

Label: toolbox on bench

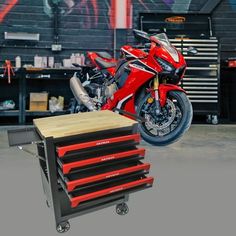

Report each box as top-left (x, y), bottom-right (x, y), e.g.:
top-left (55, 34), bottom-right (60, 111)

top-left (8, 110), bottom-right (154, 233)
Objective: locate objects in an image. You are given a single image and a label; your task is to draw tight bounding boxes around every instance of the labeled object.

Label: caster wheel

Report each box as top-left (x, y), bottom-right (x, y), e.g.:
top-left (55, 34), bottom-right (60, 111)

top-left (46, 200), bottom-right (50, 208)
top-left (206, 115), bottom-right (212, 124)
top-left (116, 203), bottom-right (129, 216)
top-left (211, 115), bottom-right (218, 125)
top-left (56, 221), bottom-right (70, 233)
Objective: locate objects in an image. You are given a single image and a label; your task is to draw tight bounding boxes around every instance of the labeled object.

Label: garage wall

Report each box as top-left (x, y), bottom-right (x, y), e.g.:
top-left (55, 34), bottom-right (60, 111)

top-left (0, 0), bottom-right (235, 64)
top-left (0, 0), bottom-right (53, 63)
top-left (130, 0), bottom-right (236, 60)
top-left (0, 0), bottom-right (113, 63)
top-left (212, 0), bottom-right (236, 59)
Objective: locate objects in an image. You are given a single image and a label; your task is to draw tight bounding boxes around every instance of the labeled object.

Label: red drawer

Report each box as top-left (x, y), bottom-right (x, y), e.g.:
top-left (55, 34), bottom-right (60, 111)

top-left (66, 163), bottom-right (150, 192)
top-left (61, 148), bottom-right (145, 174)
top-left (70, 177), bottom-right (154, 208)
top-left (57, 134), bottom-right (140, 158)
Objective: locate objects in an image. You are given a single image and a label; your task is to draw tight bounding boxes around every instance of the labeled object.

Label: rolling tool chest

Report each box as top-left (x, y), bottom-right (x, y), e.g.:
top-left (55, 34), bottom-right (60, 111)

top-left (8, 110), bottom-right (153, 233)
top-left (170, 38), bottom-right (220, 123)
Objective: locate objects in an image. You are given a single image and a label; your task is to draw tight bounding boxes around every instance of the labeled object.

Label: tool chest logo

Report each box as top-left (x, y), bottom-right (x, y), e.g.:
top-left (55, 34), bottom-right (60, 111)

top-left (165, 16), bottom-right (186, 24)
top-left (101, 156), bottom-right (115, 162)
top-left (96, 140), bottom-right (110, 146)
top-left (106, 173), bottom-right (120, 179)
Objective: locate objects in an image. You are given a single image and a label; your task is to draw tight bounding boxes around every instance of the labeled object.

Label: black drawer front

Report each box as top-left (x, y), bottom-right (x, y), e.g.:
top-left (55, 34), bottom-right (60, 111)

top-left (58, 160), bottom-right (150, 192)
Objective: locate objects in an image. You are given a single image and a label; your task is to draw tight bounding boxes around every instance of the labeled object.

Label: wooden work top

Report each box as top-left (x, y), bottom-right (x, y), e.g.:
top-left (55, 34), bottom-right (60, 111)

top-left (33, 110), bottom-right (137, 139)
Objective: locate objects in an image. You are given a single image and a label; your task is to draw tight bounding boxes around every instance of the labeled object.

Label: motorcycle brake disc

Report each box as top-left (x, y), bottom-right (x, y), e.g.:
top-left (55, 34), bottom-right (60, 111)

top-left (145, 99), bottom-right (176, 131)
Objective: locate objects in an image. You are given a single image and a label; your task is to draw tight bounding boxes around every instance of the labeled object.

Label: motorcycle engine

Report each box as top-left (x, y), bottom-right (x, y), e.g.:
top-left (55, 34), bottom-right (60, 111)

top-left (70, 71), bottom-right (117, 112)
top-left (84, 82), bottom-right (117, 106)
top-left (85, 83), bottom-right (101, 98)
top-left (105, 83), bottom-right (117, 99)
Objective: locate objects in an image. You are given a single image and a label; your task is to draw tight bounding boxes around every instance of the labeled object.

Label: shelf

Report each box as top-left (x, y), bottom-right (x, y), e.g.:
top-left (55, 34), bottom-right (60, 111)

top-left (25, 77), bottom-right (70, 80)
top-left (0, 78), bottom-right (18, 81)
top-left (0, 110), bottom-right (19, 116)
top-left (26, 110), bottom-right (69, 116)
top-left (0, 67), bottom-right (79, 124)
top-left (25, 67), bottom-right (88, 72)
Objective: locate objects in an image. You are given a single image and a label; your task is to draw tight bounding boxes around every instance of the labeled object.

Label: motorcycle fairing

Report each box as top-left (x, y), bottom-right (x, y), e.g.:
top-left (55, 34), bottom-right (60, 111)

top-left (114, 61), bottom-right (130, 88)
top-left (129, 60), bottom-right (156, 75)
top-left (102, 65), bottom-right (154, 115)
top-left (102, 81), bottom-right (186, 118)
top-left (121, 46), bottom-right (147, 59)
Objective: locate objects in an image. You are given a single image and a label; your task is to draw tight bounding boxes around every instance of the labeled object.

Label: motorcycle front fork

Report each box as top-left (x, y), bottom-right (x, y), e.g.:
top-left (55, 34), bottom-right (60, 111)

top-left (153, 76), bottom-right (161, 115)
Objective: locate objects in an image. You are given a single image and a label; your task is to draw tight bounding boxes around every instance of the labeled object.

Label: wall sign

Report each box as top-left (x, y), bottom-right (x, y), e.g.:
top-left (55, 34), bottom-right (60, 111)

top-left (165, 16), bottom-right (186, 24)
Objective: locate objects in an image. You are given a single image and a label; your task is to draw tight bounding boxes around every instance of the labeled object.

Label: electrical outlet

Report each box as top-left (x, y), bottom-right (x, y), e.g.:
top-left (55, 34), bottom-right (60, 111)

top-left (51, 44), bottom-right (62, 51)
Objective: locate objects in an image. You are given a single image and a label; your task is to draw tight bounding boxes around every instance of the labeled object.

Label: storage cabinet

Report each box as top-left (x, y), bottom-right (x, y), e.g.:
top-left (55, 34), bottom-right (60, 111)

top-left (170, 38), bottom-right (220, 123)
top-left (8, 110), bottom-right (154, 233)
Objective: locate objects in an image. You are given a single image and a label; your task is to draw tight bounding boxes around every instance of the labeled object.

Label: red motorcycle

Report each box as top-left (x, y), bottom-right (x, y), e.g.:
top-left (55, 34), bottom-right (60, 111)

top-left (70, 30), bottom-right (193, 145)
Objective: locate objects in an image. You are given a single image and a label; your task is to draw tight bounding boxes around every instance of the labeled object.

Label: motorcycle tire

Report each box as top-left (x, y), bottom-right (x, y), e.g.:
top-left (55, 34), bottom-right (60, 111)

top-left (137, 91), bottom-right (193, 146)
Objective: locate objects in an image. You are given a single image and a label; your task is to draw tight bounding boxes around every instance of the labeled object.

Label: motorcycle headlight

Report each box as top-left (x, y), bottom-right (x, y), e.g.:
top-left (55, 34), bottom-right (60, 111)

top-left (155, 57), bottom-right (174, 72)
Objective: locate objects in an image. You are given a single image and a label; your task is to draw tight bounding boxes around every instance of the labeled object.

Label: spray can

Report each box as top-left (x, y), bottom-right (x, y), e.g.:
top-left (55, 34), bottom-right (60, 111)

top-left (15, 56), bottom-right (21, 68)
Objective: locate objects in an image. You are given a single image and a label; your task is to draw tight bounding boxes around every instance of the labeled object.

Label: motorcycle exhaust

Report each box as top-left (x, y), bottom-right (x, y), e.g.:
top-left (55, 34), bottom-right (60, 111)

top-left (70, 73), bottom-right (96, 111)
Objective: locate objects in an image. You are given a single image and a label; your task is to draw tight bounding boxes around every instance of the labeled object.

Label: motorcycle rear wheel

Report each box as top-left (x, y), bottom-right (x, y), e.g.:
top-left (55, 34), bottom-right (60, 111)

top-left (137, 91), bottom-right (193, 146)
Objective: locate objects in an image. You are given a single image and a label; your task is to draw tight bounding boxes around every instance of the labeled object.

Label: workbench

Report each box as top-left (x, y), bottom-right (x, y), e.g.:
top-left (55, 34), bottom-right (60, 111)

top-left (8, 110), bottom-right (154, 233)
top-left (0, 67), bottom-right (85, 124)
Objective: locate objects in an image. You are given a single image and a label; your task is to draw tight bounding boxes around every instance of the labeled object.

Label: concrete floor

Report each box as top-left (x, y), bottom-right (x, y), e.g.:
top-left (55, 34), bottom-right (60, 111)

top-left (0, 125), bottom-right (236, 236)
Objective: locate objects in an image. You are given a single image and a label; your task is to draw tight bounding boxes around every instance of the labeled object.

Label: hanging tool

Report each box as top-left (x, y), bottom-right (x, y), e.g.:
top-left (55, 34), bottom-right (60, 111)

top-left (3, 60), bottom-right (15, 84)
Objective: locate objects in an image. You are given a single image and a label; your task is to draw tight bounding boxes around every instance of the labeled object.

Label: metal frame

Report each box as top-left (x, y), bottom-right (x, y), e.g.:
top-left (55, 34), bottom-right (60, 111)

top-left (19, 69), bottom-right (26, 124)
top-left (41, 136), bottom-right (131, 227)
top-left (7, 118), bottom-right (153, 231)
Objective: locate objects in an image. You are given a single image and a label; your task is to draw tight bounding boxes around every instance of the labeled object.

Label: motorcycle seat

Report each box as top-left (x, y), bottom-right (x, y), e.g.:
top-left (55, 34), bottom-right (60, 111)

top-left (95, 57), bottom-right (116, 69)
top-left (97, 51), bottom-right (113, 59)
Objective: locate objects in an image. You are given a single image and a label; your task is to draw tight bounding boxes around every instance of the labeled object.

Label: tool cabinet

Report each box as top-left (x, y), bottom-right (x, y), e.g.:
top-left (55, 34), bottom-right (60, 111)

top-left (8, 110), bottom-right (153, 233)
top-left (170, 38), bottom-right (220, 123)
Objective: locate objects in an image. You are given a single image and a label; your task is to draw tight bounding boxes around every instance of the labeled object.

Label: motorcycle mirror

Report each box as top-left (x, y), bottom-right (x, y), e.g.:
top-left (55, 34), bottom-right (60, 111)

top-left (187, 47), bottom-right (198, 56)
top-left (133, 29), bottom-right (150, 43)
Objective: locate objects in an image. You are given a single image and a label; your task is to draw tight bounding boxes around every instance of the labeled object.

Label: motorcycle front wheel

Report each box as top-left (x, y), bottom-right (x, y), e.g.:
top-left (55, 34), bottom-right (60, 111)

top-left (137, 91), bottom-right (193, 146)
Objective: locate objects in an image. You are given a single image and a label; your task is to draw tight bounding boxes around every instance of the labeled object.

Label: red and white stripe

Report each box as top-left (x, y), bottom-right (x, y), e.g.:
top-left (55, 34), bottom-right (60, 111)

top-left (110, 0), bottom-right (132, 29)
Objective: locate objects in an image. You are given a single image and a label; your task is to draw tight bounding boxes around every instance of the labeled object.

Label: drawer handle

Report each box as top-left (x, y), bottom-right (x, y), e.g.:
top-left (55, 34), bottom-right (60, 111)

top-left (67, 163), bottom-right (151, 192)
top-left (57, 134), bottom-right (140, 158)
top-left (70, 177), bottom-right (154, 208)
top-left (62, 148), bottom-right (145, 174)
